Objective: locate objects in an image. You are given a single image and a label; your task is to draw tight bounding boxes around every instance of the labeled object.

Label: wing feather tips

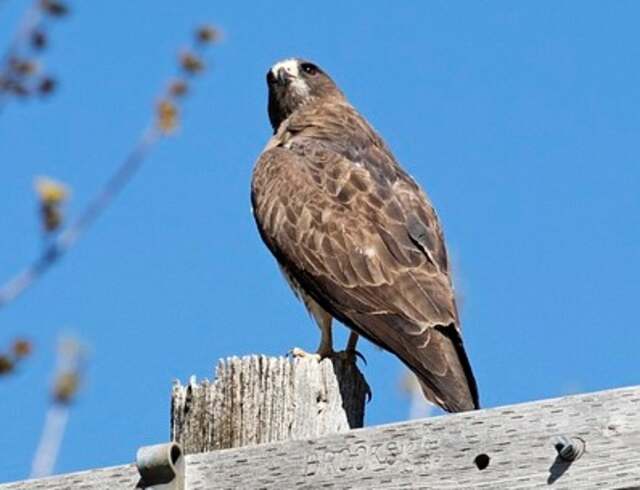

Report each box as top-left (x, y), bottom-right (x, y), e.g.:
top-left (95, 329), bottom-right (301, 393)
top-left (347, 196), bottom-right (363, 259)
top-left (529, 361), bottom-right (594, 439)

top-left (417, 325), bottom-right (480, 413)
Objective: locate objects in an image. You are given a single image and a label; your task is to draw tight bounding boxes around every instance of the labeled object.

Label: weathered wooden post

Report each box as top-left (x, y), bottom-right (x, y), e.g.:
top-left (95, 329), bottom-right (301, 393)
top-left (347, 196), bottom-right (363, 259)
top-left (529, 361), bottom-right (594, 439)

top-left (171, 355), bottom-right (370, 454)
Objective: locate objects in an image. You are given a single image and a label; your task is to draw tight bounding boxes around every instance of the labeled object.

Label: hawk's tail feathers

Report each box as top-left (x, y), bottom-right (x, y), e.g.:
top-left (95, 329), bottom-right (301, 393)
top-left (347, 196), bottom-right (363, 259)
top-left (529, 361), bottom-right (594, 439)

top-left (415, 325), bottom-right (480, 413)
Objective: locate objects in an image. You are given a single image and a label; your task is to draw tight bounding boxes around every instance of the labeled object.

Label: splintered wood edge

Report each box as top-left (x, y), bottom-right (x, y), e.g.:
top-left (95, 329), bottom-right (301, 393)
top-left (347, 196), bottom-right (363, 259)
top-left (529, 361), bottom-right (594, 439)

top-left (171, 355), bottom-right (369, 453)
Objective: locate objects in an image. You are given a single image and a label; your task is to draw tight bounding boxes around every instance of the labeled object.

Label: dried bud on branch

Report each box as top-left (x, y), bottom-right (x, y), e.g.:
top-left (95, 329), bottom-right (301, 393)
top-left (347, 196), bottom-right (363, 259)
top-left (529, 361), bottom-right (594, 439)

top-left (35, 176), bottom-right (68, 206)
top-left (35, 176), bottom-right (69, 232)
top-left (156, 99), bottom-right (179, 134)
top-left (41, 206), bottom-right (62, 232)
top-left (11, 58), bottom-right (39, 76)
top-left (40, 0), bottom-right (69, 17)
top-left (180, 52), bottom-right (204, 74)
top-left (13, 339), bottom-right (33, 359)
top-left (168, 79), bottom-right (188, 98)
top-left (50, 336), bottom-right (85, 405)
top-left (38, 76), bottom-right (56, 95)
top-left (52, 372), bottom-right (79, 404)
top-left (196, 25), bottom-right (220, 44)
top-left (0, 338), bottom-right (33, 376)
top-left (0, 355), bottom-right (14, 375)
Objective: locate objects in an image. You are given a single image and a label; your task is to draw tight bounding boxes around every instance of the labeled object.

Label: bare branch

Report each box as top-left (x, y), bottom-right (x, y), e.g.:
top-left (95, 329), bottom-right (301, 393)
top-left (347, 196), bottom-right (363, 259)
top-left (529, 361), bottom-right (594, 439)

top-left (30, 404), bottom-right (69, 478)
top-left (0, 25), bottom-right (219, 309)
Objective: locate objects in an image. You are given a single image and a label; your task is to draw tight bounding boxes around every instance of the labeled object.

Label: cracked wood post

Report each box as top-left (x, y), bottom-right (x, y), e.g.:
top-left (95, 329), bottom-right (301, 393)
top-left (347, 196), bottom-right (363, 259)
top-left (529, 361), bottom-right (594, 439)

top-left (171, 355), bottom-right (370, 454)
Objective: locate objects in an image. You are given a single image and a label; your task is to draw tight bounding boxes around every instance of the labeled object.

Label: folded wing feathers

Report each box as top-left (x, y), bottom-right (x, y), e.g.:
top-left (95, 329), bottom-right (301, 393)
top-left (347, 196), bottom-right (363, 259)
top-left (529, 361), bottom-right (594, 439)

top-left (251, 101), bottom-right (479, 412)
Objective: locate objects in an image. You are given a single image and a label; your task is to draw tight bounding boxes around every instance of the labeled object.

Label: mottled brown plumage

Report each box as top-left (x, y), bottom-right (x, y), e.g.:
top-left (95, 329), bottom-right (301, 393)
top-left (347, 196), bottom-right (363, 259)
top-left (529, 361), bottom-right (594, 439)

top-left (251, 59), bottom-right (479, 412)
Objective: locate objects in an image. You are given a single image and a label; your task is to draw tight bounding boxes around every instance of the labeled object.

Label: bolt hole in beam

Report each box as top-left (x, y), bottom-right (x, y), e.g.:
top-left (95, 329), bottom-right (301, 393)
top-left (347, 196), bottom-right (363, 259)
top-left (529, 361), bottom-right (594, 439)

top-left (474, 453), bottom-right (490, 470)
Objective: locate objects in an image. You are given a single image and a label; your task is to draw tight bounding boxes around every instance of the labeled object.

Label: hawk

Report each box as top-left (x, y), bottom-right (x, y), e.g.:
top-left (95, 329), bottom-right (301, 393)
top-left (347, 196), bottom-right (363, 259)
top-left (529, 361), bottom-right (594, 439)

top-left (251, 58), bottom-right (479, 412)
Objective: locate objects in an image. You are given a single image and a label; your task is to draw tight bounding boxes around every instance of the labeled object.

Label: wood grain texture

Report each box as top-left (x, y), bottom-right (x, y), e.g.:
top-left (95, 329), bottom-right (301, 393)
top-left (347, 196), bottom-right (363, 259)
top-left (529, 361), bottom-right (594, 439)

top-left (3, 385), bottom-right (640, 489)
top-left (171, 355), bottom-right (370, 454)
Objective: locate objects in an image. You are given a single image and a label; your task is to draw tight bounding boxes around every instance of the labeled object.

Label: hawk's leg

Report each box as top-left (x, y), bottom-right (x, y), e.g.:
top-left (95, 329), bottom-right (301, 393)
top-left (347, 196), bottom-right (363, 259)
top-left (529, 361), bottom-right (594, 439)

top-left (315, 310), bottom-right (334, 358)
top-left (290, 295), bottom-right (363, 363)
top-left (346, 331), bottom-right (359, 352)
top-left (342, 331), bottom-right (367, 364)
top-left (290, 299), bottom-right (334, 360)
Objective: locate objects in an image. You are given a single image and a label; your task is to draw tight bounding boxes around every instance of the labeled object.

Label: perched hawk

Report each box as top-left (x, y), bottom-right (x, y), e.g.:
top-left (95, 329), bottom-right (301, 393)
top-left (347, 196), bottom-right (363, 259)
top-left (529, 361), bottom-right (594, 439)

top-left (251, 58), bottom-right (479, 412)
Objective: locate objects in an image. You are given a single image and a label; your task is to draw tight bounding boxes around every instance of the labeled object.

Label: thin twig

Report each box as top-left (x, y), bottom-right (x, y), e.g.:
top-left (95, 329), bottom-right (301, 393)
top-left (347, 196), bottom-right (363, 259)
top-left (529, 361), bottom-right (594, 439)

top-left (30, 335), bottom-right (85, 478)
top-left (0, 127), bottom-right (159, 307)
top-left (30, 404), bottom-right (69, 478)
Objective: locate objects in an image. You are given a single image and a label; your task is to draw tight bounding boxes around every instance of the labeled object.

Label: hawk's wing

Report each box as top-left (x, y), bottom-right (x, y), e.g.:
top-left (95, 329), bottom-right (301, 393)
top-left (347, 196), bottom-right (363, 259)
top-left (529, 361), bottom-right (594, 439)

top-left (252, 131), bottom-right (478, 412)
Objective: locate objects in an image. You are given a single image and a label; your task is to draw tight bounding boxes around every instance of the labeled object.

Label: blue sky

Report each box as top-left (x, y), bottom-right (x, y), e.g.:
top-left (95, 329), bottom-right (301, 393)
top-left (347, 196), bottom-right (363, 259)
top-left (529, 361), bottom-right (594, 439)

top-left (1, 0), bottom-right (639, 481)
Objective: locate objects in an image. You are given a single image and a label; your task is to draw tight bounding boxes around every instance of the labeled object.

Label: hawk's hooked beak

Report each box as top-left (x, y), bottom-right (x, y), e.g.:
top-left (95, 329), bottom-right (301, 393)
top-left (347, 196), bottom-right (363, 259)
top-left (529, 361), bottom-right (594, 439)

top-left (275, 67), bottom-right (294, 85)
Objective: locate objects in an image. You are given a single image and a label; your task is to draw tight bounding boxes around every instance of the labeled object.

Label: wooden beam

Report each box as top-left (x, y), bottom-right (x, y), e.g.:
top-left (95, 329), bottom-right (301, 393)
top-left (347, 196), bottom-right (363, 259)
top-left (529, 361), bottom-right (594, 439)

top-left (3, 385), bottom-right (640, 488)
top-left (171, 355), bottom-right (370, 453)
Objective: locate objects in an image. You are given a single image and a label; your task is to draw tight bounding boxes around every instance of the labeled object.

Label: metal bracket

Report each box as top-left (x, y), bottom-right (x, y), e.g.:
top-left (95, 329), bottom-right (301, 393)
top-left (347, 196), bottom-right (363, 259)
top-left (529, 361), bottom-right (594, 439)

top-left (135, 442), bottom-right (185, 490)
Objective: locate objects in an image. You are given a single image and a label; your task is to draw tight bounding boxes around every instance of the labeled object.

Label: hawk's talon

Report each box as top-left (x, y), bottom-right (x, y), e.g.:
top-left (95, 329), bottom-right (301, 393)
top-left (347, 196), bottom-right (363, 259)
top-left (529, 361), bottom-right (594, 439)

top-left (365, 384), bottom-right (373, 403)
top-left (348, 349), bottom-right (367, 366)
top-left (328, 349), bottom-right (366, 365)
top-left (316, 347), bottom-right (336, 360)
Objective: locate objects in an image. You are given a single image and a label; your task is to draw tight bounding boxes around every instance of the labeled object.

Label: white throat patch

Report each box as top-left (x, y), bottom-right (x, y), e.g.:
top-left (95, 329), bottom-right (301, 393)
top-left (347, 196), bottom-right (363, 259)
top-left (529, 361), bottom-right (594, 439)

top-left (271, 58), bottom-right (299, 78)
top-left (271, 58), bottom-right (310, 97)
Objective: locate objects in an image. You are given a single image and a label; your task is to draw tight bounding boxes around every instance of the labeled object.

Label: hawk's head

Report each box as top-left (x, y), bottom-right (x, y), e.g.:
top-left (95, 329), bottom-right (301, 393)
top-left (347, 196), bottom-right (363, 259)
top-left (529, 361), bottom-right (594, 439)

top-left (266, 58), bottom-right (343, 132)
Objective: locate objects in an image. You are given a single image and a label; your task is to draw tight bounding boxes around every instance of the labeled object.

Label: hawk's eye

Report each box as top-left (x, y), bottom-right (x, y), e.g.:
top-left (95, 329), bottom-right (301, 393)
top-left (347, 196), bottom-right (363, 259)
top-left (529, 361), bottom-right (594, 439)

top-left (301, 63), bottom-right (318, 76)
